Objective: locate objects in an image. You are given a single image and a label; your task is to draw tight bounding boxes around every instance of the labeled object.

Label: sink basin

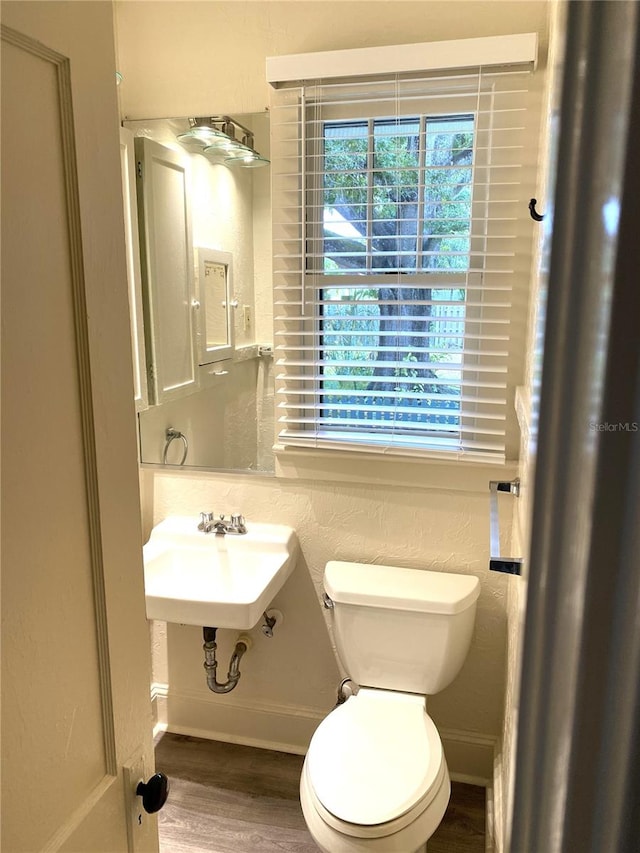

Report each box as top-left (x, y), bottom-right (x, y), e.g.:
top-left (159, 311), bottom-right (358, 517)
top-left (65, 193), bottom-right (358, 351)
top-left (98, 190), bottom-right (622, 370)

top-left (143, 516), bottom-right (298, 629)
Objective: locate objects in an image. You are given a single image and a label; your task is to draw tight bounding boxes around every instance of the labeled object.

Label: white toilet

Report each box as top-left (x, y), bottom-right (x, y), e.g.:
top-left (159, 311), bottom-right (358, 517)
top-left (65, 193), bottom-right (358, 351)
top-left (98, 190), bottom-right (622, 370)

top-left (300, 560), bottom-right (480, 853)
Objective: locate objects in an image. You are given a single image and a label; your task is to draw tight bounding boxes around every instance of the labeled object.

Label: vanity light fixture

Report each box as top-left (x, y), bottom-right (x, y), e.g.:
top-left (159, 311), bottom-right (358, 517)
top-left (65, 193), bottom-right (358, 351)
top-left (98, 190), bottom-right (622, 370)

top-left (178, 116), bottom-right (269, 168)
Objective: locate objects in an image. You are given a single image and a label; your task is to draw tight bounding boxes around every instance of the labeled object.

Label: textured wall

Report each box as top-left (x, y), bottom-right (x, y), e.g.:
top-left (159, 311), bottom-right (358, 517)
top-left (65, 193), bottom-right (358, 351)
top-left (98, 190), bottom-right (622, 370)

top-left (115, 1), bottom-right (550, 117)
top-left (144, 468), bottom-right (512, 751)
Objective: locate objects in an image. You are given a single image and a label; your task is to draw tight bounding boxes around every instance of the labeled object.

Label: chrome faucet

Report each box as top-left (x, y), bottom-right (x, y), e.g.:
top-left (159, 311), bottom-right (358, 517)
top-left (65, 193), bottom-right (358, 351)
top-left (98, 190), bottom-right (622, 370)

top-left (198, 512), bottom-right (247, 535)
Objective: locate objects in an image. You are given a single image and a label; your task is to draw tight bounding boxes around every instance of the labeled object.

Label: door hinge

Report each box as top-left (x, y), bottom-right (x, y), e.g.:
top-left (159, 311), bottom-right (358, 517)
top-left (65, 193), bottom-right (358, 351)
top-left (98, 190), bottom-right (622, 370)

top-left (137, 161), bottom-right (143, 179)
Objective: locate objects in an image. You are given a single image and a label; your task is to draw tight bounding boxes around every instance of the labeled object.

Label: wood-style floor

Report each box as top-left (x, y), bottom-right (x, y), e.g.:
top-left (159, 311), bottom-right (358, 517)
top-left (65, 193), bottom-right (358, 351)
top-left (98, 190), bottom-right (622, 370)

top-left (155, 733), bottom-right (485, 853)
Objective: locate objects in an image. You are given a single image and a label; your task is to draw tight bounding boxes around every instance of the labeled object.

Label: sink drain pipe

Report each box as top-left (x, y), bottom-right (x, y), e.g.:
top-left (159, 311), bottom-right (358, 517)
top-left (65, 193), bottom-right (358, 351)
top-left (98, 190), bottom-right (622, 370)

top-left (202, 627), bottom-right (251, 694)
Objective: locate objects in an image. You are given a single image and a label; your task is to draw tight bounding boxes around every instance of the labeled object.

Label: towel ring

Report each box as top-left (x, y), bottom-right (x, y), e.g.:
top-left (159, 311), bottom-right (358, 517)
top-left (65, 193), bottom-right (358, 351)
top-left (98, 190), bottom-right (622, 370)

top-left (163, 428), bottom-right (188, 465)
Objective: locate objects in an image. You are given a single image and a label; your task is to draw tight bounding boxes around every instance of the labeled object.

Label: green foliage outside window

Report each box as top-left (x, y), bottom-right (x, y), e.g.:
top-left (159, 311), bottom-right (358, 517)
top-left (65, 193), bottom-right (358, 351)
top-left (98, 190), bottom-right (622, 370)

top-left (317, 115), bottom-right (474, 431)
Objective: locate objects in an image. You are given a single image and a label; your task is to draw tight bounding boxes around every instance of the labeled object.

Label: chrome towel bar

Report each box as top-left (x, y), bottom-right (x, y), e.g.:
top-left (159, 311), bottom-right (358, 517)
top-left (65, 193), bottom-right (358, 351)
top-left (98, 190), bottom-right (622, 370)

top-left (489, 479), bottom-right (523, 575)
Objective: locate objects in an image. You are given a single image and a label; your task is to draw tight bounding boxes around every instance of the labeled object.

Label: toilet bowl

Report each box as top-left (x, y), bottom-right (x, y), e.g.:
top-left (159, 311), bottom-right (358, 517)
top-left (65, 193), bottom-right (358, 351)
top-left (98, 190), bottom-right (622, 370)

top-left (299, 561), bottom-right (480, 851)
top-left (300, 689), bottom-right (450, 852)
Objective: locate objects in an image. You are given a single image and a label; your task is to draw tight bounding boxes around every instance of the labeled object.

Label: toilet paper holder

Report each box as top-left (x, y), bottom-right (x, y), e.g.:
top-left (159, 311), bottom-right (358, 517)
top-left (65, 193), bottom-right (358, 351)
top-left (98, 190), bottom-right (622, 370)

top-left (489, 479), bottom-right (523, 575)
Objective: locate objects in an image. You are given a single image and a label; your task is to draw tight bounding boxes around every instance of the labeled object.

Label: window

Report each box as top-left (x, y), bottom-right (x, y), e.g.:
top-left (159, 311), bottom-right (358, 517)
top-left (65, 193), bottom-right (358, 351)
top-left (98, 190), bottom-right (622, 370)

top-left (319, 115), bottom-right (473, 445)
top-left (321, 115), bottom-right (473, 273)
top-left (271, 46), bottom-right (537, 463)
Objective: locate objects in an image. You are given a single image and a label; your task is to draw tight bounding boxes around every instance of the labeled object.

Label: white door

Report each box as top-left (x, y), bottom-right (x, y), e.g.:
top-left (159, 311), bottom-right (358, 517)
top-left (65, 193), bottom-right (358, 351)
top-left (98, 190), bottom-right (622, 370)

top-left (1, 3), bottom-right (159, 851)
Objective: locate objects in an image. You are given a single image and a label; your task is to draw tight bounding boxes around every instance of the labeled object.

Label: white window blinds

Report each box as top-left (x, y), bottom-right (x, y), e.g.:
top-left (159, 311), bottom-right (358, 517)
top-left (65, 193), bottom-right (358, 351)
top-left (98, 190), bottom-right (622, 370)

top-left (270, 50), bottom-right (537, 463)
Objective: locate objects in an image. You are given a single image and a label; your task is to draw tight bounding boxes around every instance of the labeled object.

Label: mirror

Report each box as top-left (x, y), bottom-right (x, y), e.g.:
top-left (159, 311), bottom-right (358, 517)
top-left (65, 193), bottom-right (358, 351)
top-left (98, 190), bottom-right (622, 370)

top-left (197, 248), bottom-right (234, 365)
top-left (123, 113), bottom-right (275, 474)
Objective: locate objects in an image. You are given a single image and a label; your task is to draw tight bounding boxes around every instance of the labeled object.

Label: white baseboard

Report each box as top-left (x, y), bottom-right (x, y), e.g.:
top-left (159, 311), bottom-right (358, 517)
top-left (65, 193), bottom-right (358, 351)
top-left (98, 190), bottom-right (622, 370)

top-left (440, 727), bottom-right (496, 785)
top-left (152, 682), bottom-right (324, 755)
top-left (151, 682), bottom-right (168, 740)
top-left (485, 784), bottom-right (496, 853)
top-left (161, 723), bottom-right (310, 755)
top-left (153, 721), bottom-right (168, 741)
top-left (491, 744), bottom-right (505, 853)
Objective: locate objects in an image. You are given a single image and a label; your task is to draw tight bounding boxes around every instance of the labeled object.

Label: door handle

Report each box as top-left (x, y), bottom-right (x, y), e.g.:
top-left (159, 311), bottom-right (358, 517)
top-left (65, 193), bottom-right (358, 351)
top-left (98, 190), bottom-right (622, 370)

top-left (136, 772), bottom-right (169, 813)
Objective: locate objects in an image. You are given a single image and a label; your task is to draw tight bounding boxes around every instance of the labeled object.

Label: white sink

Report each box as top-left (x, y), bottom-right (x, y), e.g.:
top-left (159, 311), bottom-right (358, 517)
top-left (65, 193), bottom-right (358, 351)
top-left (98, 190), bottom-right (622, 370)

top-left (143, 516), bottom-right (298, 629)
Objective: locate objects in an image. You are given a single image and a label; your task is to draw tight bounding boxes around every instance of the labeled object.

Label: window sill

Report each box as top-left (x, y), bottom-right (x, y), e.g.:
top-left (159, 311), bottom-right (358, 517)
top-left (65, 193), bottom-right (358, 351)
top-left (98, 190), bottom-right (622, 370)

top-left (273, 443), bottom-right (517, 494)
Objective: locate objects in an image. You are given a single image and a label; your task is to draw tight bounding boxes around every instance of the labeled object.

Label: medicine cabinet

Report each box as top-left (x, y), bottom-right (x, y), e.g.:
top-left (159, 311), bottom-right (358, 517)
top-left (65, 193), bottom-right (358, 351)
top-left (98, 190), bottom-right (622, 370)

top-left (135, 137), bottom-right (199, 404)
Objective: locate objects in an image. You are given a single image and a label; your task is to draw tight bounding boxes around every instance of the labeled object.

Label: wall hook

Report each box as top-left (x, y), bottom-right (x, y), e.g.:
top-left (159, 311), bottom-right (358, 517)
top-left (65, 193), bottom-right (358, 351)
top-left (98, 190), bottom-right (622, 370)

top-left (529, 198), bottom-right (545, 221)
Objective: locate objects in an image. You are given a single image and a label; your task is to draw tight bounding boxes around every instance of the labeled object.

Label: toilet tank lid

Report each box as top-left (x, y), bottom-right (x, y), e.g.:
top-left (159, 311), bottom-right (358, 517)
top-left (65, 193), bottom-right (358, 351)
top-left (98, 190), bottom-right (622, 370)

top-left (324, 561), bottom-right (480, 614)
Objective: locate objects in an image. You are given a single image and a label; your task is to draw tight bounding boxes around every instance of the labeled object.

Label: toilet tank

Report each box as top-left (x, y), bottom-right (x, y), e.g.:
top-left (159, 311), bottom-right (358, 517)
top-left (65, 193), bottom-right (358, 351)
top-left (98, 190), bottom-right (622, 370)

top-left (324, 561), bottom-right (480, 695)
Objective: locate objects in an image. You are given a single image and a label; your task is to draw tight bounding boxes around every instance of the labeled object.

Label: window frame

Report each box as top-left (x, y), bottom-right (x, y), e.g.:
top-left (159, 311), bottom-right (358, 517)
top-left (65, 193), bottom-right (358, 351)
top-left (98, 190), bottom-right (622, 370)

top-left (303, 99), bottom-right (489, 454)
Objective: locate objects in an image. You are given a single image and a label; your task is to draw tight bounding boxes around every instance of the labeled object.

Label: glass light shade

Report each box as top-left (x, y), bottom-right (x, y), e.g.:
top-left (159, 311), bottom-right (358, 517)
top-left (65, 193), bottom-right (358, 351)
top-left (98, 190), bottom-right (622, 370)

top-left (224, 150), bottom-right (270, 168)
top-left (177, 126), bottom-right (230, 147)
top-left (203, 138), bottom-right (245, 157)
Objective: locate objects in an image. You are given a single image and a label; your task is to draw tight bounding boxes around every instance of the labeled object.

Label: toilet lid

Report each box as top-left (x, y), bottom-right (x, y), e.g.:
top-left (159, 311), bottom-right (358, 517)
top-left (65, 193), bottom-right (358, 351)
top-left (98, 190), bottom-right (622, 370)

top-left (306, 689), bottom-right (443, 826)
